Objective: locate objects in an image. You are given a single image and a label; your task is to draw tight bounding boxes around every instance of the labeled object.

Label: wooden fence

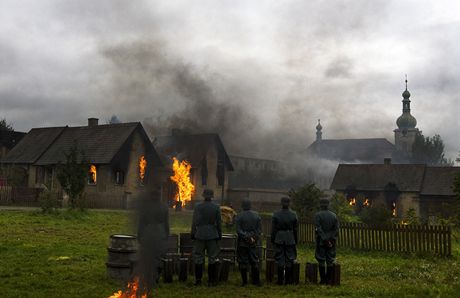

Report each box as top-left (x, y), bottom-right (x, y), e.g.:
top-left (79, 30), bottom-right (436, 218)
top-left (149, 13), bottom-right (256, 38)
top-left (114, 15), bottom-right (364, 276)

top-left (261, 218), bottom-right (452, 256)
top-left (0, 186), bottom-right (43, 207)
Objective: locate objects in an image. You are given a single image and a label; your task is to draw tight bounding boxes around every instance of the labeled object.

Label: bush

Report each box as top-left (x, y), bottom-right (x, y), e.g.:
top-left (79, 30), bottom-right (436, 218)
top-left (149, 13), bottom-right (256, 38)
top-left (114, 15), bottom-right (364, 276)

top-left (39, 190), bottom-right (59, 214)
top-left (359, 206), bottom-right (393, 226)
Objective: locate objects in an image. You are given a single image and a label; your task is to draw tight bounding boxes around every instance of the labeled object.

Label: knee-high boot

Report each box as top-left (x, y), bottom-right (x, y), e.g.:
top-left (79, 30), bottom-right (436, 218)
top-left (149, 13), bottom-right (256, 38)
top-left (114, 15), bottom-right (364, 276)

top-left (251, 266), bottom-right (261, 286)
top-left (277, 266), bottom-right (285, 285)
top-left (319, 265), bottom-right (327, 285)
top-left (240, 268), bottom-right (248, 286)
top-left (194, 264), bottom-right (203, 286)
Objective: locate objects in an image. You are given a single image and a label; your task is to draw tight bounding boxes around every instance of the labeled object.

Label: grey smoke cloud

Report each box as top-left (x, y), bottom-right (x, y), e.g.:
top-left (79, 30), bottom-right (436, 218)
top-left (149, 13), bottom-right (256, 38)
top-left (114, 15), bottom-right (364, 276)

top-left (0, 0), bottom-right (459, 160)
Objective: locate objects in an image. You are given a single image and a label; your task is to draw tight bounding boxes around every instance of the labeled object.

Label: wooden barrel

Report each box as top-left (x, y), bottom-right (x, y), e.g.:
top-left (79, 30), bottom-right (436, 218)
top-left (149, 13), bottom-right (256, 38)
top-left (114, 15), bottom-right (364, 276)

top-left (305, 262), bottom-right (318, 284)
top-left (162, 258), bottom-right (174, 283)
top-left (329, 263), bottom-right (341, 286)
top-left (219, 259), bottom-right (232, 282)
top-left (106, 234), bottom-right (138, 280)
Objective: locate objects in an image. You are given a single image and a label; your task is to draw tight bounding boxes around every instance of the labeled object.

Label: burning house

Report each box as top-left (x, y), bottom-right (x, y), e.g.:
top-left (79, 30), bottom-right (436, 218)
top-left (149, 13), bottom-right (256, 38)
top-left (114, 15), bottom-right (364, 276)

top-left (153, 131), bottom-right (234, 207)
top-left (330, 159), bottom-right (460, 221)
top-left (1, 119), bottom-right (163, 208)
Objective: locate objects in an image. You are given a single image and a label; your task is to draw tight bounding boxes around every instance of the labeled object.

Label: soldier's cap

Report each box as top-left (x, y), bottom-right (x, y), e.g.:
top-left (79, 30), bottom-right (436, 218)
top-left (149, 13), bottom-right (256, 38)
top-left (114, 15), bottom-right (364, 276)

top-left (281, 197), bottom-right (290, 204)
top-left (202, 189), bottom-right (214, 199)
top-left (241, 198), bottom-right (251, 210)
top-left (320, 198), bottom-right (330, 207)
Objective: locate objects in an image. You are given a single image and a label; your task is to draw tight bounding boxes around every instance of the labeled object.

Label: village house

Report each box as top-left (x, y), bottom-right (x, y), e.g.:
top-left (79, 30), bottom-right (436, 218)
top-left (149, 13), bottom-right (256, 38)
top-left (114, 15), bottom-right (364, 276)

top-left (1, 118), bottom-right (163, 208)
top-left (330, 158), bottom-right (460, 221)
top-left (153, 131), bottom-right (234, 207)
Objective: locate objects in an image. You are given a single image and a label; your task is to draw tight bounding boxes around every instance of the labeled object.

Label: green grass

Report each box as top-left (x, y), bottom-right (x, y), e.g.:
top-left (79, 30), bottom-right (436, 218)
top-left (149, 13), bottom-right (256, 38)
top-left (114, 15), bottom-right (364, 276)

top-left (1, 208), bottom-right (460, 297)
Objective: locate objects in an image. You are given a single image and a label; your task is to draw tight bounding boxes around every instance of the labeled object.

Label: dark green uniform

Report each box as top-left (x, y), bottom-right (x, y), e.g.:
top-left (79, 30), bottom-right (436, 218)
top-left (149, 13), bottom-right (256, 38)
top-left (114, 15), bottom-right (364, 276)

top-left (314, 209), bottom-right (339, 266)
top-left (191, 200), bottom-right (222, 265)
top-left (236, 209), bottom-right (262, 269)
top-left (271, 209), bottom-right (298, 268)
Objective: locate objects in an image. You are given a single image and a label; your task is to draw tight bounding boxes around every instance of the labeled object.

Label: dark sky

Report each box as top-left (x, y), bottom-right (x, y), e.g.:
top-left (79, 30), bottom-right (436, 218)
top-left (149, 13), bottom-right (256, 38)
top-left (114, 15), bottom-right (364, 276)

top-left (1, 0), bottom-right (459, 160)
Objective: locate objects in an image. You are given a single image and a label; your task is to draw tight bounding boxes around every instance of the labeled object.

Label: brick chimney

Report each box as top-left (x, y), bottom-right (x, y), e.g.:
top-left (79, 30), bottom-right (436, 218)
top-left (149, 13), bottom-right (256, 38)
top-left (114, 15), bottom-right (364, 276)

top-left (88, 118), bottom-right (99, 127)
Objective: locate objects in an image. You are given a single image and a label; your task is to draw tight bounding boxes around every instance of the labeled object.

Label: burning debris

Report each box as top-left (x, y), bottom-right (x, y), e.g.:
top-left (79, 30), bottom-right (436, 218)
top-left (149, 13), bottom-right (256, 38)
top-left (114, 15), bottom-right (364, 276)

top-left (108, 277), bottom-right (147, 298)
top-left (170, 157), bottom-right (195, 208)
top-left (139, 155), bottom-right (147, 183)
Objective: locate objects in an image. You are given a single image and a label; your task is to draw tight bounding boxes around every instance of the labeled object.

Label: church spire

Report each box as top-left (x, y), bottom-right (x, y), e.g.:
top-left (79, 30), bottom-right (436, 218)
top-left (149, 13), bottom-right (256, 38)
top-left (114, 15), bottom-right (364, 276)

top-left (396, 76), bottom-right (417, 129)
top-left (316, 119), bottom-right (322, 141)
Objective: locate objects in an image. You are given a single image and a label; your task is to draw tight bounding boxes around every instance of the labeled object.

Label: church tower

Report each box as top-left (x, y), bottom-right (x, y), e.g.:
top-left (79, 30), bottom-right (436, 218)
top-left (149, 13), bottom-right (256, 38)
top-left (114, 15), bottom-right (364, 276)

top-left (394, 77), bottom-right (419, 156)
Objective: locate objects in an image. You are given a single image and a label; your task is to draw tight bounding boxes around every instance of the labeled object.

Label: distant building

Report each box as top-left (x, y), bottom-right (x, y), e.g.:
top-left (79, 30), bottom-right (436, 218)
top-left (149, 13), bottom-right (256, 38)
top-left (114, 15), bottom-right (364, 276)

top-left (330, 159), bottom-right (460, 220)
top-left (307, 79), bottom-right (419, 188)
top-left (227, 155), bottom-right (293, 211)
top-left (1, 118), bottom-right (163, 208)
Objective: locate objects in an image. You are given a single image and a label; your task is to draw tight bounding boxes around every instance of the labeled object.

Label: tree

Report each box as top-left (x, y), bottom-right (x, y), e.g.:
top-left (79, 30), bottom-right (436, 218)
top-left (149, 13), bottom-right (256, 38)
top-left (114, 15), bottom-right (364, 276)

top-left (289, 183), bottom-right (326, 221)
top-left (412, 132), bottom-right (450, 165)
top-left (329, 193), bottom-right (357, 222)
top-left (56, 143), bottom-right (88, 209)
top-left (0, 118), bottom-right (13, 131)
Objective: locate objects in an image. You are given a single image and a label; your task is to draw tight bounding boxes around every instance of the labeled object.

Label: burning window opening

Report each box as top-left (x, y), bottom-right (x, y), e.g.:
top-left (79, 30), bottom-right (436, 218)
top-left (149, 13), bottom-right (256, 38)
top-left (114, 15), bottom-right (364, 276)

top-left (108, 277), bottom-right (147, 298)
top-left (363, 198), bottom-right (370, 207)
top-left (139, 155), bottom-right (147, 184)
top-left (348, 198), bottom-right (356, 206)
top-left (88, 165), bottom-right (97, 185)
top-left (392, 202), bottom-right (397, 217)
top-left (170, 157), bottom-right (195, 207)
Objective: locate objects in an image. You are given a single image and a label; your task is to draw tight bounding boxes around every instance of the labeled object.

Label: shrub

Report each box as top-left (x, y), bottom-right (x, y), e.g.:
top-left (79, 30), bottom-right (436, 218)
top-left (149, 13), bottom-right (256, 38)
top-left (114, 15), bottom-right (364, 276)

top-left (39, 190), bottom-right (59, 214)
top-left (359, 205), bottom-right (393, 226)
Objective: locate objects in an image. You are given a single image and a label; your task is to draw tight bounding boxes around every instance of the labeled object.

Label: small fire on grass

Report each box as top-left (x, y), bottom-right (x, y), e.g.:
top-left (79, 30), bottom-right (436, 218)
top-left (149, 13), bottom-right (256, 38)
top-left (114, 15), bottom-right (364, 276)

top-left (108, 277), bottom-right (147, 298)
top-left (170, 157), bottom-right (195, 207)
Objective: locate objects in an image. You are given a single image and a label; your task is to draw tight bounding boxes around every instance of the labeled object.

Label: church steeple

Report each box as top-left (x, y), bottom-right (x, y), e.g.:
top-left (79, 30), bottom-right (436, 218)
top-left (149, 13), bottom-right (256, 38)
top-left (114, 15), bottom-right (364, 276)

top-left (316, 119), bottom-right (322, 141)
top-left (396, 76), bottom-right (417, 130)
top-left (394, 76), bottom-right (419, 157)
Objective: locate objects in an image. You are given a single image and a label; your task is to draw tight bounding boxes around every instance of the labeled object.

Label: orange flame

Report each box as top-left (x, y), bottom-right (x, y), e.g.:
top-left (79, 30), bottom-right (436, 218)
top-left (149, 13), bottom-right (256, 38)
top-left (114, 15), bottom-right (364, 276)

top-left (170, 157), bottom-right (195, 206)
top-left (348, 198), bottom-right (356, 206)
top-left (363, 198), bottom-right (370, 207)
top-left (89, 165), bottom-right (97, 184)
top-left (392, 202), bottom-right (396, 217)
top-left (139, 156), bottom-right (147, 183)
top-left (108, 277), bottom-right (147, 298)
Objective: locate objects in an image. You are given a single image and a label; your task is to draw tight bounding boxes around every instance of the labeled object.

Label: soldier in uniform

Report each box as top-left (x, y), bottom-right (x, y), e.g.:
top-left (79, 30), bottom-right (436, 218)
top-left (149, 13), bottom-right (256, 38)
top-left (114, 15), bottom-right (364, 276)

top-left (191, 189), bottom-right (222, 286)
top-left (235, 198), bottom-right (262, 286)
top-left (271, 197), bottom-right (298, 285)
top-left (315, 198), bottom-right (339, 285)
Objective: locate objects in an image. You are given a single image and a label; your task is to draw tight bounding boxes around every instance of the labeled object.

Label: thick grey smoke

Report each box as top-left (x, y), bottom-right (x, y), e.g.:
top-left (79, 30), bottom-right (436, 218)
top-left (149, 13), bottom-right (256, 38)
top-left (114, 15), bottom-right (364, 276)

top-left (1, 0), bottom-right (459, 161)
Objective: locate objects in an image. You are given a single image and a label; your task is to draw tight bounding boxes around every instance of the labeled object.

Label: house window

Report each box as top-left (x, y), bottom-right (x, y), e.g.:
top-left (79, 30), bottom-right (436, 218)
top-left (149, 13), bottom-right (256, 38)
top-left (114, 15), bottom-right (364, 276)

top-left (139, 155), bottom-right (147, 184)
top-left (36, 167), bottom-right (45, 184)
top-left (115, 170), bottom-right (124, 185)
top-left (88, 165), bottom-right (97, 185)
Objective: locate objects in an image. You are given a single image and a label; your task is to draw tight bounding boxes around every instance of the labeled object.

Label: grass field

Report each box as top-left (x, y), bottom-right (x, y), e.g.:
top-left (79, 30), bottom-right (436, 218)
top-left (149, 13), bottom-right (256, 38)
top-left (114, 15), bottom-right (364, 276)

top-left (1, 208), bottom-right (460, 297)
